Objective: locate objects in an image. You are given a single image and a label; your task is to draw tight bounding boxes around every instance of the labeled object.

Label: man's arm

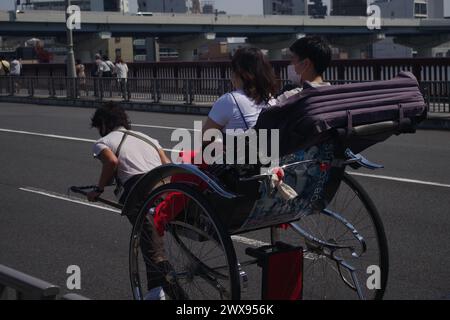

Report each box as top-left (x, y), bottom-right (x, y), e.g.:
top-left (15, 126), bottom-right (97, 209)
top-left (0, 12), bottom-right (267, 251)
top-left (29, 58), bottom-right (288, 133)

top-left (87, 148), bottom-right (119, 202)
top-left (158, 148), bottom-right (171, 165)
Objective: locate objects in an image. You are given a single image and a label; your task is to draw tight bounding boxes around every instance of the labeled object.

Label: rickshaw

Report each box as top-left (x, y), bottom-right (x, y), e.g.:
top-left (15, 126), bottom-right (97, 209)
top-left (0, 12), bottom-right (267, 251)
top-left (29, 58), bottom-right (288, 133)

top-left (72, 72), bottom-right (426, 300)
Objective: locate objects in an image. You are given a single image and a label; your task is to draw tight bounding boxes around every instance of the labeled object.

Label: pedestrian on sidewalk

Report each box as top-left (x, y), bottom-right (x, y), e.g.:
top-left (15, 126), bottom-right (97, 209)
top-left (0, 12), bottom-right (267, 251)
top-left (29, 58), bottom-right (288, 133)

top-left (75, 59), bottom-right (87, 97)
top-left (95, 54), bottom-right (112, 98)
top-left (9, 57), bottom-right (22, 94)
top-left (102, 55), bottom-right (115, 78)
top-left (115, 58), bottom-right (130, 101)
top-left (0, 56), bottom-right (10, 76)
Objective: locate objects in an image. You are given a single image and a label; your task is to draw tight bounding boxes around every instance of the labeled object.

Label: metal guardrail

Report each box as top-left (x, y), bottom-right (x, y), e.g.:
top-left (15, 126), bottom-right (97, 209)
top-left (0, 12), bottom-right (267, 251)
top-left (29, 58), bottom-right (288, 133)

top-left (0, 264), bottom-right (89, 300)
top-left (19, 58), bottom-right (450, 83)
top-left (0, 76), bottom-right (448, 113)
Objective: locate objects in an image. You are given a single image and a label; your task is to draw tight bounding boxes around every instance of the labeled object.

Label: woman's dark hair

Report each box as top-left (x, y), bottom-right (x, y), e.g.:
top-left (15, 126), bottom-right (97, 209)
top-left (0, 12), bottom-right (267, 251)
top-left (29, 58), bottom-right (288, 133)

top-left (91, 102), bottom-right (131, 133)
top-left (75, 59), bottom-right (81, 65)
top-left (289, 35), bottom-right (331, 75)
top-left (231, 47), bottom-right (277, 105)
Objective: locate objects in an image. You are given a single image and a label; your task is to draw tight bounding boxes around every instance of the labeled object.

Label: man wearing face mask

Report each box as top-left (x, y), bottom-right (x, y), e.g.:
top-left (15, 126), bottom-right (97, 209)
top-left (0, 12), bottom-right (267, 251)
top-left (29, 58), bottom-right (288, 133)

top-left (271, 35), bottom-right (332, 107)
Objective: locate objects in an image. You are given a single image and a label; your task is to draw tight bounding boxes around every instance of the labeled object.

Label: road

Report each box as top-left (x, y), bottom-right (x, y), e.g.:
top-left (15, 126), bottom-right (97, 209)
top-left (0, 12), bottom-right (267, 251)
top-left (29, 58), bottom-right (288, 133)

top-left (0, 102), bottom-right (449, 300)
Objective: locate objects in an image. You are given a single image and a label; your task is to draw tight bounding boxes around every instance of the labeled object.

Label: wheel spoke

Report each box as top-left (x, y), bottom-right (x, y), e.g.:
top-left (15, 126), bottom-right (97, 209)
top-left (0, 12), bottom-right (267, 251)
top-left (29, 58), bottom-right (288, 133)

top-left (129, 183), bottom-right (239, 300)
top-left (273, 173), bottom-right (388, 300)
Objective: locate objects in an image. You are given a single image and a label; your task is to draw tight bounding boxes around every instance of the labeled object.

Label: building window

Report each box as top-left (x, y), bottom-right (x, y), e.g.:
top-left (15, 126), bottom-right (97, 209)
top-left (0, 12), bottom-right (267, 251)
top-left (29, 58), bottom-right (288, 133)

top-left (414, 2), bottom-right (427, 17)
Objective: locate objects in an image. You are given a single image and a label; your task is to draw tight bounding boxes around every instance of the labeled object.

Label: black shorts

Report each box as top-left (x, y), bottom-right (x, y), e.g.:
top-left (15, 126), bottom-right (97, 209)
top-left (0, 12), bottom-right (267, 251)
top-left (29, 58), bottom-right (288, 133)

top-left (119, 174), bottom-right (144, 205)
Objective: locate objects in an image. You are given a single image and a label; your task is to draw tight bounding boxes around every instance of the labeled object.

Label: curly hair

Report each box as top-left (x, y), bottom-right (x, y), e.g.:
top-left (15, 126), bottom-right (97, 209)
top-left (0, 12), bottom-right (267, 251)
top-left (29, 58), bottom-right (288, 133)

top-left (90, 102), bottom-right (131, 133)
top-left (231, 47), bottom-right (277, 105)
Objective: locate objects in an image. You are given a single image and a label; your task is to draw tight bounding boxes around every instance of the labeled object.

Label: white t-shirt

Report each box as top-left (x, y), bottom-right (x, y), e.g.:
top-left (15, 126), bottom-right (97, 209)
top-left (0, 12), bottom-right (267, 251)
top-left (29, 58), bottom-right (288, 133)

top-left (105, 60), bottom-right (116, 73)
top-left (208, 90), bottom-right (270, 132)
top-left (10, 60), bottom-right (21, 75)
top-left (92, 128), bottom-right (162, 184)
top-left (115, 63), bottom-right (128, 79)
top-left (269, 82), bottom-right (331, 107)
top-left (97, 60), bottom-right (111, 73)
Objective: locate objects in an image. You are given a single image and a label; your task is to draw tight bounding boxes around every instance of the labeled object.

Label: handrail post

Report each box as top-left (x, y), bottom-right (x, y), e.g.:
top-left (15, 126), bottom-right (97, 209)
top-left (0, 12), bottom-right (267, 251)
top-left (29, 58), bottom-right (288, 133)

top-left (183, 79), bottom-right (188, 104)
top-left (8, 76), bottom-right (14, 96)
top-left (99, 77), bottom-right (104, 101)
top-left (155, 78), bottom-right (161, 103)
top-left (29, 77), bottom-right (34, 97)
top-left (373, 63), bottom-right (381, 81)
top-left (337, 63), bottom-right (345, 81)
top-left (50, 77), bottom-right (56, 98)
top-left (412, 64), bottom-right (422, 82)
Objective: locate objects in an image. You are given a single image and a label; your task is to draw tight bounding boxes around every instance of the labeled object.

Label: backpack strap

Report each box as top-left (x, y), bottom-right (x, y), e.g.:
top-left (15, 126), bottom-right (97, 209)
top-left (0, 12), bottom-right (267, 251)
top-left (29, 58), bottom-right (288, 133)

top-left (113, 131), bottom-right (129, 187)
top-left (229, 93), bottom-right (250, 131)
top-left (116, 129), bottom-right (160, 151)
top-left (113, 129), bottom-right (161, 187)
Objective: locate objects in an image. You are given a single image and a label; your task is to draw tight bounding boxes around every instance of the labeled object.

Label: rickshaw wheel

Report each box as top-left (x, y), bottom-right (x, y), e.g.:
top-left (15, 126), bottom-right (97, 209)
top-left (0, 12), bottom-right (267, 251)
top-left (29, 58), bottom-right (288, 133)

top-left (271, 172), bottom-right (389, 300)
top-left (129, 183), bottom-right (241, 300)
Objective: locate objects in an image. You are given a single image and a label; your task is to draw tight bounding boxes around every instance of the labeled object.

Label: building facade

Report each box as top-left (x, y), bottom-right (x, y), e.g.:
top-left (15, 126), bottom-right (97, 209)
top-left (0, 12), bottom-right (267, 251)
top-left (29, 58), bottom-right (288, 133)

top-left (371, 0), bottom-right (444, 19)
top-left (137, 0), bottom-right (187, 13)
top-left (263, 0), bottom-right (306, 16)
top-left (308, 0), bottom-right (328, 17)
top-left (371, 0), bottom-right (447, 58)
top-left (16, 0), bottom-right (132, 63)
top-left (202, 1), bottom-right (215, 14)
top-left (21, 0), bottom-right (129, 12)
top-left (331, 0), bottom-right (367, 16)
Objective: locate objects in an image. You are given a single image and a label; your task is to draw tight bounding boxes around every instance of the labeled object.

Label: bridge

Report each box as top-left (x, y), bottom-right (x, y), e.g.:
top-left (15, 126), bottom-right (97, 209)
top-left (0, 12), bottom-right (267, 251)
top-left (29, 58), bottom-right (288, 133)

top-left (1, 10), bottom-right (450, 59)
top-left (2, 10), bottom-right (450, 36)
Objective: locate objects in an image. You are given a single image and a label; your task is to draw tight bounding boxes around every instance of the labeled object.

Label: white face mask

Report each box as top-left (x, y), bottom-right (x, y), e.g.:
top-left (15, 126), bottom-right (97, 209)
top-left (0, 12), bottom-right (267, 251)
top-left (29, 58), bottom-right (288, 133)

top-left (287, 64), bottom-right (301, 85)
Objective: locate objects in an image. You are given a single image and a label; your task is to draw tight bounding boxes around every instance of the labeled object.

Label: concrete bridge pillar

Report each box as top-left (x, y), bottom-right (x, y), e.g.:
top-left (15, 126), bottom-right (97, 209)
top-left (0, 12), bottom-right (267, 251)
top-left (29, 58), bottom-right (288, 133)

top-left (73, 33), bottom-right (133, 63)
top-left (393, 34), bottom-right (450, 58)
top-left (326, 34), bottom-right (386, 59)
top-left (247, 34), bottom-right (305, 60)
top-left (158, 33), bottom-right (216, 61)
top-left (74, 34), bottom-right (108, 62)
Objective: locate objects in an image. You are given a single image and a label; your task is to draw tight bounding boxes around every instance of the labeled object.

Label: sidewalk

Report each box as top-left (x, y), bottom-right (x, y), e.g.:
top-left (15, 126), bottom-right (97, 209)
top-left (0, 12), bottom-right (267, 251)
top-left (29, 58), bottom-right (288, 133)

top-left (419, 112), bottom-right (450, 130)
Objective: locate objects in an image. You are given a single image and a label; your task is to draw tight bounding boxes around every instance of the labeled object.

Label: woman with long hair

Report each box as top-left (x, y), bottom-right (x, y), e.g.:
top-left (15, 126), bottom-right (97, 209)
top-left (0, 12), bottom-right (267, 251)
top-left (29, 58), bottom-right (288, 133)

top-left (203, 47), bottom-right (277, 135)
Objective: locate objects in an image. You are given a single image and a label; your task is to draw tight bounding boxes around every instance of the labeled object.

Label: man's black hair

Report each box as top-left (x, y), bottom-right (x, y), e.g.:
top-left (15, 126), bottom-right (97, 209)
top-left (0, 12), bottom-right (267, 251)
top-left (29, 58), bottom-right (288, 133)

top-left (289, 35), bottom-right (332, 75)
top-left (91, 102), bottom-right (131, 133)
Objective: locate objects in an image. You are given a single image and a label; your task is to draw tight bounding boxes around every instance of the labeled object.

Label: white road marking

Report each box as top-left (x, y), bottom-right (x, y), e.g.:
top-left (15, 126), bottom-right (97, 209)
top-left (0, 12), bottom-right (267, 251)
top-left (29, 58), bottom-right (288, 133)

top-left (348, 172), bottom-right (450, 189)
top-left (0, 128), bottom-right (180, 153)
top-left (2, 127), bottom-right (450, 189)
top-left (19, 186), bottom-right (268, 248)
top-left (0, 128), bottom-right (96, 143)
top-left (133, 124), bottom-right (199, 132)
top-left (19, 187), bottom-right (122, 214)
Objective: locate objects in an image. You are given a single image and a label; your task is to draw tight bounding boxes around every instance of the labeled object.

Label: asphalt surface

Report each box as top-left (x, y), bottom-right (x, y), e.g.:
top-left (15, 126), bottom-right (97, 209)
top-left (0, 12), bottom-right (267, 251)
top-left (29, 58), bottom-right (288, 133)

top-left (0, 102), bottom-right (449, 300)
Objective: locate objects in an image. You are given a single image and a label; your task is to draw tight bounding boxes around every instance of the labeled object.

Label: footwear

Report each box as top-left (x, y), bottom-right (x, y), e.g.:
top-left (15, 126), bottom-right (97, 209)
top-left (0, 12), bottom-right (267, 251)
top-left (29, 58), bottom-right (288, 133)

top-left (144, 286), bottom-right (166, 300)
top-left (157, 261), bottom-right (189, 300)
